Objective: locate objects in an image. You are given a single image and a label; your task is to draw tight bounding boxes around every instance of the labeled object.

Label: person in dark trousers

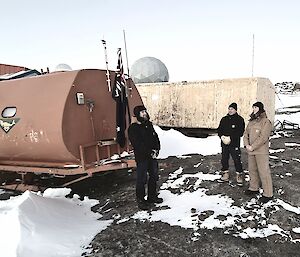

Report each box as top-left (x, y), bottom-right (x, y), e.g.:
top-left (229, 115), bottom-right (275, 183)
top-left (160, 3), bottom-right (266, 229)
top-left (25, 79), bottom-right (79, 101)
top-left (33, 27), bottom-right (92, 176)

top-left (217, 102), bottom-right (245, 186)
top-left (128, 105), bottom-right (162, 210)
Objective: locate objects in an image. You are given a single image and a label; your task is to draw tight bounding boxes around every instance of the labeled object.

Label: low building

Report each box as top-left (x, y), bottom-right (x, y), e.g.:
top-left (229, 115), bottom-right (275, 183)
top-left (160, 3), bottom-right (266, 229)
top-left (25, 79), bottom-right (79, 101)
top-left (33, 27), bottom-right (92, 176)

top-left (0, 64), bottom-right (28, 75)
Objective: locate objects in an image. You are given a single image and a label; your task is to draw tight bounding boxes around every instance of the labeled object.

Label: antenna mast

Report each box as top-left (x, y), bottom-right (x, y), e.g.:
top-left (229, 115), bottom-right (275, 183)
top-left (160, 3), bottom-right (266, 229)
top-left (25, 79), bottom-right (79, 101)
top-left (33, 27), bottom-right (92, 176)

top-left (252, 34), bottom-right (255, 77)
top-left (123, 30), bottom-right (130, 76)
top-left (101, 39), bottom-right (111, 91)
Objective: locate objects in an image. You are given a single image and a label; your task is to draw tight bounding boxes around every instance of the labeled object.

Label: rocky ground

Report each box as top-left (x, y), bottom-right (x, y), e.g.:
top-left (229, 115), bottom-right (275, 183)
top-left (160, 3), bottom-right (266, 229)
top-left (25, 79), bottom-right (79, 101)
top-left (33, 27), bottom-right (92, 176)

top-left (1, 130), bottom-right (299, 257)
top-left (67, 130), bottom-right (300, 257)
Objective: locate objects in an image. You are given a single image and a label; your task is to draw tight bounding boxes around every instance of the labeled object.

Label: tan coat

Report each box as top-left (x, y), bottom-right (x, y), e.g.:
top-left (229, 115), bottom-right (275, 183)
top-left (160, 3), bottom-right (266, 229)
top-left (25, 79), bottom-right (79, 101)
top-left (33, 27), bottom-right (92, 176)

top-left (243, 112), bottom-right (272, 155)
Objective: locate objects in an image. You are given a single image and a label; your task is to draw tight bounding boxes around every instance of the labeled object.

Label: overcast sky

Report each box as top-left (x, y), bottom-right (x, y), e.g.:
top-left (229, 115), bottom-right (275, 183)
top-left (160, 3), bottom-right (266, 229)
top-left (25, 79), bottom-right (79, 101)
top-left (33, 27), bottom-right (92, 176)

top-left (1, 0), bottom-right (300, 83)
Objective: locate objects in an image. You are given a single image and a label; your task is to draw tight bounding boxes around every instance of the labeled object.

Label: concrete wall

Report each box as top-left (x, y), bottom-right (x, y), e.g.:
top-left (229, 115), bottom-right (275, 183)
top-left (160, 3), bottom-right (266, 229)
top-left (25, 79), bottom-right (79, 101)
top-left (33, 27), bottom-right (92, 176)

top-left (136, 77), bottom-right (275, 129)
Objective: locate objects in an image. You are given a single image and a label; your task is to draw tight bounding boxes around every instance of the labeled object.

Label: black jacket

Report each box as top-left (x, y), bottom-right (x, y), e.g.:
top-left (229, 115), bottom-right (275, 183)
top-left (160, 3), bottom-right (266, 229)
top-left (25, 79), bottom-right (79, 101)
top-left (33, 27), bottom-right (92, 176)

top-left (128, 121), bottom-right (160, 162)
top-left (217, 113), bottom-right (245, 147)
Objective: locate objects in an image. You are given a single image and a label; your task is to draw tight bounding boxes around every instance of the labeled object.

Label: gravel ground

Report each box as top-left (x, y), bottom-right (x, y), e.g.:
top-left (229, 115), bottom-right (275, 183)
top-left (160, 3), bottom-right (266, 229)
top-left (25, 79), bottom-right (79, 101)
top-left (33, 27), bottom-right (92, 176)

top-left (0, 130), bottom-right (299, 257)
top-left (68, 130), bottom-right (300, 257)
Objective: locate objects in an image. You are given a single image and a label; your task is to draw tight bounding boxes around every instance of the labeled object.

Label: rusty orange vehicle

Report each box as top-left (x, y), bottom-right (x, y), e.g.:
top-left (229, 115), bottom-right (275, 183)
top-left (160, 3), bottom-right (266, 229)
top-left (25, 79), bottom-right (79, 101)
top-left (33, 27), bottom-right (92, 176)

top-left (0, 69), bottom-right (143, 191)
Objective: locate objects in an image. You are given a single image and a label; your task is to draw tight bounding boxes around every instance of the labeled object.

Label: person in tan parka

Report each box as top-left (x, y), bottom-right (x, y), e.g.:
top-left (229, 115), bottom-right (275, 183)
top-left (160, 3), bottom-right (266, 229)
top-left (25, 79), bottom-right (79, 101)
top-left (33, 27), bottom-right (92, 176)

top-left (243, 101), bottom-right (273, 204)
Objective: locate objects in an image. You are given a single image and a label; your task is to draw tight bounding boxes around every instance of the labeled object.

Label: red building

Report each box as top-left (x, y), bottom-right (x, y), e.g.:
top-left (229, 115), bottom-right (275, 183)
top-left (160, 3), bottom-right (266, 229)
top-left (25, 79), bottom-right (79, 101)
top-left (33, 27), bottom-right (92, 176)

top-left (0, 64), bottom-right (29, 75)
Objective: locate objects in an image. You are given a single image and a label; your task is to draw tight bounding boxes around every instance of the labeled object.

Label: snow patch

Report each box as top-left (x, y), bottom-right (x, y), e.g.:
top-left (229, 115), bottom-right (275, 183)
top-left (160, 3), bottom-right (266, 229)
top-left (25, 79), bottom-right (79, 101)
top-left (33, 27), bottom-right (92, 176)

top-left (0, 190), bottom-right (112, 257)
top-left (285, 142), bottom-right (300, 147)
top-left (292, 227), bottom-right (300, 233)
top-left (276, 199), bottom-right (300, 214)
top-left (154, 126), bottom-right (221, 158)
top-left (132, 168), bottom-right (300, 242)
top-left (269, 148), bottom-right (285, 153)
top-left (238, 224), bottom-right (286, 239)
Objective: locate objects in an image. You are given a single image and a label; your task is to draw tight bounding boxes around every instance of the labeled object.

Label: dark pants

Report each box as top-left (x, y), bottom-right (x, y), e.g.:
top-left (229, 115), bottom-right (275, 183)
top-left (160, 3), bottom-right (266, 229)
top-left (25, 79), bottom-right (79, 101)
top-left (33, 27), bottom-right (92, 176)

top-left (136, 159), bottom-right (159, 201)
top-left (221, 145), bottom-right (243, 173)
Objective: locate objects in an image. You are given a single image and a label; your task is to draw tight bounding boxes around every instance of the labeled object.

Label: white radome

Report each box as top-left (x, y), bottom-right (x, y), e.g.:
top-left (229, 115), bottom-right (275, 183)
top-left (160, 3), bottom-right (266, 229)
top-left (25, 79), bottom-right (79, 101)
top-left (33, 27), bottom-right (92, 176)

top-left (130, 57), bottom-right (169, 84)
top-left (54, 63), bottom-right (72, 72)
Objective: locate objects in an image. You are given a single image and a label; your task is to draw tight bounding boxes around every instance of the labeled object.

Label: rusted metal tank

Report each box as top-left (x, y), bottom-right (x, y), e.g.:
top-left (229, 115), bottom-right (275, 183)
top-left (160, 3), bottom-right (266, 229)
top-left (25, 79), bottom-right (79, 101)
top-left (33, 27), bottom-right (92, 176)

top-left (0, 69), bottom-right (143, 189)
top-left (137, 77), bottom-right (275, 136)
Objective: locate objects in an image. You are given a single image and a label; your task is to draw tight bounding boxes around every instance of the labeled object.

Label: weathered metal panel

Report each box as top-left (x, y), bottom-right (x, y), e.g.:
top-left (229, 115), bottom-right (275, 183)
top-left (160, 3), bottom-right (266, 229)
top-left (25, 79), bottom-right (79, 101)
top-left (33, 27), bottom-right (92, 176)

top-left (0, 69), bottom-right (143, 166)
top-left (0, 64), bottom-right (27, 75)
top-left (137, 77), bottom-right (275, 129)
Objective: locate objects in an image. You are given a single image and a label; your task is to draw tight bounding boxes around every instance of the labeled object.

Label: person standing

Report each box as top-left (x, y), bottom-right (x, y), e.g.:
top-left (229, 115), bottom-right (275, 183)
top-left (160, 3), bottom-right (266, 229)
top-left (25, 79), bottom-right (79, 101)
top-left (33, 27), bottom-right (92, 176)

top-left (243, 101), bottom-right (273, 204)
top-left (128, 105), bottom-right (163, 210)
top-left (217, 103), bottom-right (245, 185)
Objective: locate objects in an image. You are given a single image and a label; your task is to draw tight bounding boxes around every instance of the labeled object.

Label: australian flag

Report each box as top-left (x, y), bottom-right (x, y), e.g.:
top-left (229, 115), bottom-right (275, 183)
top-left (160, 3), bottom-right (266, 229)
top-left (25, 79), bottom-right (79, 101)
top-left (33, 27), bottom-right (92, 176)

top-left (112, 48), bottom-right (130, 148)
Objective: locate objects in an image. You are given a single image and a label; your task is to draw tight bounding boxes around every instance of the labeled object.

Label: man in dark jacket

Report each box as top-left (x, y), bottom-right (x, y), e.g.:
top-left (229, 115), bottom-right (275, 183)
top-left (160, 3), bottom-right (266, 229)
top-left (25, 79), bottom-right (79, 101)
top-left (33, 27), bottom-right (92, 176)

top-left (217, 102), bottom-right (245, 186)
top-left (128, 105), bottom-right (162, 210)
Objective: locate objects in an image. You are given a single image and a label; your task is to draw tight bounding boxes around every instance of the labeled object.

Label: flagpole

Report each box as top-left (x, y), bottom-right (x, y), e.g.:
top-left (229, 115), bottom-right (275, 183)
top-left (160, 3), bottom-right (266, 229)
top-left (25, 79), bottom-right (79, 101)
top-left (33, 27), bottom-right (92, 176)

top-left (116, 47), bottom-right (128, 98)
top-left (123, 30), bottom-right (130, 76)
top-left (101, 39), bottom-right (111, 92)
top-left (112, 47), bottom-right (130, 147)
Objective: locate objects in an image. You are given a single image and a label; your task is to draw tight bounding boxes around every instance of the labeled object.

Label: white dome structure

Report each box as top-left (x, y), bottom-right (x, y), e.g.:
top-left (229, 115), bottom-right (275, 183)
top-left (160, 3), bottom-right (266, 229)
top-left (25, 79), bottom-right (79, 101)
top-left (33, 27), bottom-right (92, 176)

top-left (54, 63), bottom-right (72, 72)
top-left (130, 57), bottom-right (169, 84)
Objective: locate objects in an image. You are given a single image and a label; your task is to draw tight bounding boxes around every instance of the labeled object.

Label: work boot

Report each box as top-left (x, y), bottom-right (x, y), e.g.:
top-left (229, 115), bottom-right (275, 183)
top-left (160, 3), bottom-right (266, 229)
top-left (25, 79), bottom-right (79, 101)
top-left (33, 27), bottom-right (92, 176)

top-left (244, 189), bottom-right (259, 196)
top-left (220, 170), bottom-right (229, 182)
top-left (236, 172), bottom-right (244, 186)
top-left (137, 199), bottom-right (151, 211)
top-left (147, 196), bottom-right (163, 204)
top-left (259, 195), bottom-right (273, 204)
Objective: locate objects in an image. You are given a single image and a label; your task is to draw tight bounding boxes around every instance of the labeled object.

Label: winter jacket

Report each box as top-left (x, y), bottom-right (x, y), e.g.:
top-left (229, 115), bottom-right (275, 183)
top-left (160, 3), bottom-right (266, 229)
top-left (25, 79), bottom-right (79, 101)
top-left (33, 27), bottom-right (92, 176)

top-left (217, 113), bottom-right (245, 147)
top-left (128, 118), bottom-right (160, 162)
top-left (243, 112), bottom-right (272, 155)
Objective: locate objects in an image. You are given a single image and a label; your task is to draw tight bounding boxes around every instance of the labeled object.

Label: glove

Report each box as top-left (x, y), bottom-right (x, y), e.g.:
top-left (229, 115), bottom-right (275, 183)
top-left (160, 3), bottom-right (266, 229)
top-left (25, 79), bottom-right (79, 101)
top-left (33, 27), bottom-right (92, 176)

top-left (151, 149), bottom-right (159, 159)
top-left (221, 135), bottom-right (231, 145)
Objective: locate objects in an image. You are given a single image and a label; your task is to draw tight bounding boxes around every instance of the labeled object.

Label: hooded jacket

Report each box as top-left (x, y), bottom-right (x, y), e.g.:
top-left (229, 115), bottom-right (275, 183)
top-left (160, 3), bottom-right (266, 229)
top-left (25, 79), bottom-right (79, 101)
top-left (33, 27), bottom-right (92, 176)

top-left (217, 113), bottom-right (245, 147)
top-left (243, 112), bottom-right (272, 155)
top-left (128, 117), bottom-right (160, 162)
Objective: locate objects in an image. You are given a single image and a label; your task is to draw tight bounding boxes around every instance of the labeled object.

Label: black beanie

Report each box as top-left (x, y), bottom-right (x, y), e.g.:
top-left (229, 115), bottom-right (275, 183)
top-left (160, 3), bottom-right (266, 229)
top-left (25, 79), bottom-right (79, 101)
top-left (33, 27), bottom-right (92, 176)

top-left (252, 101), bottom-right (265, 112)
top-left (229, 102), bottom-right (237, 111)
top-left (133, 105), bottom-right (147, 117)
